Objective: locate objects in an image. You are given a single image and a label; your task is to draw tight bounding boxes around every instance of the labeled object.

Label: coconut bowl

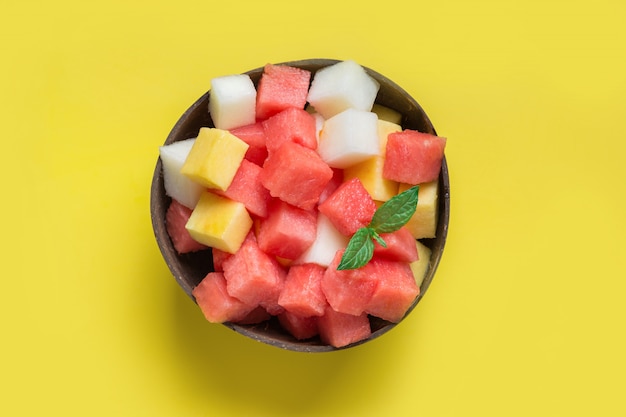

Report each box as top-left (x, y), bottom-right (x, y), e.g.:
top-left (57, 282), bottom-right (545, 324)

top-left (150, 59), bottom-right (450, 352)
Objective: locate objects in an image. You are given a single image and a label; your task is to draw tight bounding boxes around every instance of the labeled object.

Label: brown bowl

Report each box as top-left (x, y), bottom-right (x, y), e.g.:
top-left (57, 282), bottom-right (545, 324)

top-left (150, 59), bottom-right (450, 352)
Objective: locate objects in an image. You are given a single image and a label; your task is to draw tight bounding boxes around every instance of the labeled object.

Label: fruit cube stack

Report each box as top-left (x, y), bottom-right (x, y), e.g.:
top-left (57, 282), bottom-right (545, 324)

top-left (159, 60), bottom-right (446, 348)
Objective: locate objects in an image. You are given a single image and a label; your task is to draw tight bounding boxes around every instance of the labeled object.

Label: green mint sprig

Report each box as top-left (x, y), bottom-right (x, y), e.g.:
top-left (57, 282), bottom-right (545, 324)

top-left (337, 185), bottom-right (419, 270)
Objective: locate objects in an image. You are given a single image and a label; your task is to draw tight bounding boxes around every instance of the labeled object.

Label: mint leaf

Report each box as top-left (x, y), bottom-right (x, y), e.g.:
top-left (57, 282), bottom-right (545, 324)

top-left (337, 227), bottom-right (375, 270)
top-left (369, 185), bottom-right (419, 234)
top-left (371, 230), bottom-right (387, 248)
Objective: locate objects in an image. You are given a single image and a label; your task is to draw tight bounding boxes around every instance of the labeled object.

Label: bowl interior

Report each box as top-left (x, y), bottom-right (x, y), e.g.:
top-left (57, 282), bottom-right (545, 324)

top-left (150, 59), bottom-right (450, 352)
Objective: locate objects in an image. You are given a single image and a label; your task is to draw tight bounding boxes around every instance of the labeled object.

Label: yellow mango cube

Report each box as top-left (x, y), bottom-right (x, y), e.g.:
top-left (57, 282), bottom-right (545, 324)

top-left (344, 156), bottom-right (399, 202)
top-left (180, 127), bottom-right (249, 191)
top-left (185, 191), bottom-right (253, 254)
top-left (372, 104), bottom-right (402, 125)
top-left (400, 180), bottom-right (439, 239)
top-left (377, 119), bottom-right (402, 155)
top-left (410, 240), bottom-right (432, 288)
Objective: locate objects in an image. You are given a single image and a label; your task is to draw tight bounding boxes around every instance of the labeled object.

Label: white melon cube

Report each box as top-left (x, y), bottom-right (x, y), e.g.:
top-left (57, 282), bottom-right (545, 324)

top-left (317, 108), bottom-right (380, 169)
top-left (295, 214), bottom-right (349, 267)
top-left (159, 138), bottom-right (205, 209)
top-left (312, 112), bottom-right (325, 145)
top-left (307, 60), bottom-right (380, 119)
top-left (208, 74), bottom-right (256, 130)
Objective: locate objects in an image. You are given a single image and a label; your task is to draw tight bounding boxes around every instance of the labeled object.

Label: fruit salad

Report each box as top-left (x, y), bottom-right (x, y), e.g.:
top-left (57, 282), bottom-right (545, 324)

top-left (158, 60), bottom-right (446, 348)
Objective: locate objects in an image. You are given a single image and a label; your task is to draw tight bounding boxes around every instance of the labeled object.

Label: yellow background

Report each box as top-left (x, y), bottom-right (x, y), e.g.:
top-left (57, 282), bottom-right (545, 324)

top-left (3, 0), bottom-right (625, 415)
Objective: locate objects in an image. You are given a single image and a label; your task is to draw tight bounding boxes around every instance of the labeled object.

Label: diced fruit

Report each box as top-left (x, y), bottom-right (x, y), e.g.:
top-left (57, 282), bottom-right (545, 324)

top-left (318, 178), bottom-right (377, 236)
top-left (317, 108), bottom-right (380, 169)
top-left (209, 74), bottom-right (256, 130)
top-left (185, 191), bottom-right (253, 254)
top-left (399, 180), bottom-right (439, 238)
top-left (222, 237), bottom-right (286, 310)
top-left (212, 248), bottom-right (231, 272)
top-left (372, 104), bottom-right (402, 124)
top-left (159, 138), bottom-right (205, 209)
top-left (318, 168), bottom-right (343, 205)
top-left (235, 306), bottom-right (272, 324)
top-left (410, 240), bottom-right (432, 288)
top-left (317, 306), bottom-right (372, 348)
top-left (165, 199), bottom-right (207, 254)
top-left (214, 159), bottom-right (272, 218)
top-left (192, 272), bottom-right (256, 323)
top-left (181, 127), bottom-right (249, 191)
top-left (383, 130), bottom-right (446, 184)
top-left (229, 122), bottom-right (268, 166)
top-left (278, 311), bottom-right (318, 340)
top-left (344, 157), bottom-right (398, 202)
top-left (307, 60), bottom-right (380, 119)
top-left (260, 141), bottom-right (334, 211)
top-left (363, 257), bottom-right (420, 323)
top-left (257, 199), bottom-right (317, 260)
top-left (377, 119), bottom-right (403, 155)
top-left (321, 250), bottom-right (379, 316)
top-left (255, 63), bottom-right (311, 120)
top-left (278, 263), bottom-right (328, 317)
top-left (263, 107), bottom-right (317, 155)
top-left (295, 214), bottom-right (349, 267)
top-left (373, 227), bottom-right (419, 263)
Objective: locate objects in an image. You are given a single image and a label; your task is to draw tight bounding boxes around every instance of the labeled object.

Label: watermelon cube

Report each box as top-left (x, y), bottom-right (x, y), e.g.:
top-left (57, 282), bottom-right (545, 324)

top-left (318, 177), bottom-right (377, 236)
top-left (320, 250), bottom-right (379, 316)
top-left (165, 199), bottom-right (208, 254)
top-left (278, 311), bottom-right (319, 340)
top-left (235, 306), bottom-right (272, 325)
top-left (255, 63), bottom-right (311, 120)
top-left (257, 199), bottom-right (317, 260)
top-left (192, 272), bottom-right (256, 323)
top-left (317, 168), bottom-right (344, 205)
top-left (263, 107), bottom-right (317, 156)
top-left (212, 248), bottom-right (231, 272)
top-left (222, 237), bottom-right (286, 309)
top-left (383, 130), bottom-right (447, 184)
top-left (317, 306), bottom-right (372, 348)
top-left (260, 141), bottom-right (334, 211)
top-left (307, 60), bottom-right (380, 119)
top-left (363, 257), bottom-right (420, 323)
top-left (214, 159), bottom-right (272, 218)
top-left (229, 122), bottom-right (269, 166)
top-left (278, 263), bottom-right (328, 317)
top-left (373, 227), bottom-right (419, 263)
top-left (209, 74), bottom-right (256, 130)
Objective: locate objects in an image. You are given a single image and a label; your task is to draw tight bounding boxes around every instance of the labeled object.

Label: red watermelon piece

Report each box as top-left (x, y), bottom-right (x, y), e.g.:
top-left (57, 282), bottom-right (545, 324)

top-left (318, 168), bottom-right (344, 205)
top-left (262, 107), bottom-right (317, 156)
top-left (318, 177), bottom-right (377, 236)
top-left (235, 306), bottom-right (272, 324)
top-left (317, 306), bottom-right (372, 348)
top-left (260, 141), bottom-right (334, 211)
top-left (278, 311), bottom-right (319, 340)
top-left (214, 159), bottom-right (272, 218)
top-left (165, 199), bottom-right (207, 254)
top-left (364, 257), bottom-right (420, 323)
top-left (256, 63), bottom-right (311, 120)
top-left (278, 263), bottom-right (328, 317)
top-left (383, 130), bottom-right (446, 184)
top-left (192, 272), bottom-right (256, 323)
top-left (212, 248), bottom-right (231, 272)
top-left (229, 122), bottom-right (268, 166)
top-left (257, 199), bottom-right (317, 260)
top-left (373, 227), bottom-right (419, 263)
top-left (222, 237), bottom-right (286, 309)
top-left (320, 250), bottom-right (379, 316)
